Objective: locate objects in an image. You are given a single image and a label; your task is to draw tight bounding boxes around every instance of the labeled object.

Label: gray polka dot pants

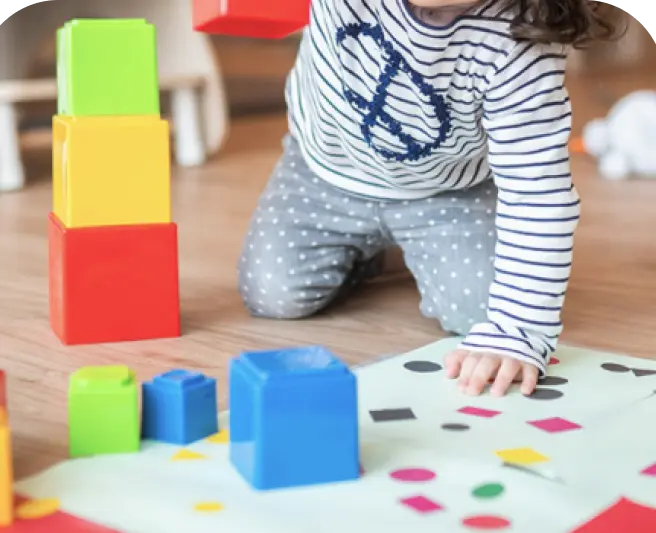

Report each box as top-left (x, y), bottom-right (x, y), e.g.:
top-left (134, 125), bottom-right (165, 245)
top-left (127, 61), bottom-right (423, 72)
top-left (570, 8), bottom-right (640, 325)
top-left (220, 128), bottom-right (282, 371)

top-left (238, 135), bottom-right (497, 336)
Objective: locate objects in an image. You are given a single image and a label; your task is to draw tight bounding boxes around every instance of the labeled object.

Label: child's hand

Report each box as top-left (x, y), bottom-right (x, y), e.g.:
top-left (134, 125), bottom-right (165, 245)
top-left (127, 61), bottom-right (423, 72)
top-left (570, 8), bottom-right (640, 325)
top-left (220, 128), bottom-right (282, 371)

top-left (444, 350), bottom-right (539, 397)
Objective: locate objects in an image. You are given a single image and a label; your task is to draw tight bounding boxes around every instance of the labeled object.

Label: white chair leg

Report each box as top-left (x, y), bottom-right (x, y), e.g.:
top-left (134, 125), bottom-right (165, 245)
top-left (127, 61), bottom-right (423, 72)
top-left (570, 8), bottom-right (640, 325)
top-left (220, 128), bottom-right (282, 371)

top-left (0, 103), bottom-right (25, 192)
top-left (171, 86), bottom-right (207, 168)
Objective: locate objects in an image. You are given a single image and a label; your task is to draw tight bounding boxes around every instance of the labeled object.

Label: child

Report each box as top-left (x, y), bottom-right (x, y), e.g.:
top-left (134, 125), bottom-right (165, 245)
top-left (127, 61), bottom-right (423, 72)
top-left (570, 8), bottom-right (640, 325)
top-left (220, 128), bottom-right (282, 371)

top-left (238, 0), bottom-right (620, 396)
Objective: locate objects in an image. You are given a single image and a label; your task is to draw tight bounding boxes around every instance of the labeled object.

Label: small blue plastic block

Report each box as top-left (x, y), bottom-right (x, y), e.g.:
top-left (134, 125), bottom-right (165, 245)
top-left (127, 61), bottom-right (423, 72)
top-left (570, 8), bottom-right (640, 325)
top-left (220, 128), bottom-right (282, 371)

top-left (141, 369), bottom-right (218, 445)
top-left (229, 345), bottom-right (359, 490)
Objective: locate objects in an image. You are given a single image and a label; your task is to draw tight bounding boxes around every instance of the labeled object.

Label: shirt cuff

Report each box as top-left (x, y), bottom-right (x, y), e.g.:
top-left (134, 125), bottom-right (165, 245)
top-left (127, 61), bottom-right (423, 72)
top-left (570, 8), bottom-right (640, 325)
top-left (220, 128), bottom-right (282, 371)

top-left (458, 322), bottom-right (555, 376)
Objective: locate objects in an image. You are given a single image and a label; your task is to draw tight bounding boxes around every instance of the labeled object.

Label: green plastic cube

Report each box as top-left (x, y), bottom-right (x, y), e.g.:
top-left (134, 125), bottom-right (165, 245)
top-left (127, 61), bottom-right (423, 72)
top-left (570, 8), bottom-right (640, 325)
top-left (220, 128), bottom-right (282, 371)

top-left (57, 18), bottom-right (160, 116)
top-left (68, 365), bottom-right (140, 457)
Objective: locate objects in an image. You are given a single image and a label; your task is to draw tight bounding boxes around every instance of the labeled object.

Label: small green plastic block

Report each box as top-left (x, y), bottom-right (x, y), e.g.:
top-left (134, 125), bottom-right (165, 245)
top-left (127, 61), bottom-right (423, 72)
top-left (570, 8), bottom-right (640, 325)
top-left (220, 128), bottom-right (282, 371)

top-left (57, 18), bottom-right (160, 116)
top-left (68, 365), bottom-right (140, 457)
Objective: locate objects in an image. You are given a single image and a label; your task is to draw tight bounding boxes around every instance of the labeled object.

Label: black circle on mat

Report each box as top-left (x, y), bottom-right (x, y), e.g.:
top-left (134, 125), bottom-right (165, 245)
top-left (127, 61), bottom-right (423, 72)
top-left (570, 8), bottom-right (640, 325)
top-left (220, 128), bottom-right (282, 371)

top-left (404, 361), bottom-right (443, 373)
top-left (601, 363), bottom-right (631, 373)
top-left (538, 376), bottom-right (568, 386)
top-left (528, 388), bottom-right (564, 400)
top-left (441, 423), bottom-right (470, 431)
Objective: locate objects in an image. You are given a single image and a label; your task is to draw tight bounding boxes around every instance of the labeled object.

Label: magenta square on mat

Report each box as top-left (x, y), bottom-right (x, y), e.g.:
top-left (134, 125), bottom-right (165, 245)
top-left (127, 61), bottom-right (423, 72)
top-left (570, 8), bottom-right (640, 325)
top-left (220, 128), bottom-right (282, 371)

top-left (400, 495), bottom-right (443, 514)
top-left (458, 406), bottom-right (501, 418)
top-left (528, 417), bottom-right (582, 433)
top-left (641, 463), bottom-right (656, 476)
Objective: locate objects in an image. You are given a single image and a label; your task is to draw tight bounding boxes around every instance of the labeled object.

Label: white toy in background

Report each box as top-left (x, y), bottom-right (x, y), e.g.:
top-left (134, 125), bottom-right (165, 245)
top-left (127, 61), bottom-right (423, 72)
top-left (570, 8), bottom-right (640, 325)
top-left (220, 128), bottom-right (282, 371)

top-left (582, 90), bottom-right (656, 180)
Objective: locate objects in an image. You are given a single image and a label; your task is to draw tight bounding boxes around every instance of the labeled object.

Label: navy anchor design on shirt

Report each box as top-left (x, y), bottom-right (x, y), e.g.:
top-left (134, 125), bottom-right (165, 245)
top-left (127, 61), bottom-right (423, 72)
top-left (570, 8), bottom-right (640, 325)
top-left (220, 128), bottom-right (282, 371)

top-left (336, 22), bottom-right (453, 163)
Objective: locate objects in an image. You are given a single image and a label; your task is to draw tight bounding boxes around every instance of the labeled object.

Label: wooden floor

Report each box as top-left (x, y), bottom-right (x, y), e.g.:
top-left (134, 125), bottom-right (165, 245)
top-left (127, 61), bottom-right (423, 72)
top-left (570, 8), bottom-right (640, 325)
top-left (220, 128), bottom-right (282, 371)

top-left (1, 65), bottom-right (656, 481)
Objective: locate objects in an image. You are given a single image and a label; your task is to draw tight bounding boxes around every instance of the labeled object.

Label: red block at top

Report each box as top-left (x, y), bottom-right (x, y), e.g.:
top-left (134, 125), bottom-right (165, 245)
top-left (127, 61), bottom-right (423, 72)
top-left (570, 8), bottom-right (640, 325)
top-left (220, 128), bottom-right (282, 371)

top-left (193, 0), bottom-right (310, 39)
top-left (48, 213), bottom-right (180, 345)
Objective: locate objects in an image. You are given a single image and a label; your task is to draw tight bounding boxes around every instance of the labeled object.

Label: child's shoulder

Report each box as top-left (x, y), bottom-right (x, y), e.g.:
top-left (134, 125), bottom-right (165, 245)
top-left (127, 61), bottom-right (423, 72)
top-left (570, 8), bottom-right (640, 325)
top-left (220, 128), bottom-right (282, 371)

top-left (330, 0), bottom-right (516, 40)
top-left (458, 1), bottom-right (570, 61)
top-left (468, 2), bottom-right (569, 51)
top-left (317, 0), bottom-right (566, 60)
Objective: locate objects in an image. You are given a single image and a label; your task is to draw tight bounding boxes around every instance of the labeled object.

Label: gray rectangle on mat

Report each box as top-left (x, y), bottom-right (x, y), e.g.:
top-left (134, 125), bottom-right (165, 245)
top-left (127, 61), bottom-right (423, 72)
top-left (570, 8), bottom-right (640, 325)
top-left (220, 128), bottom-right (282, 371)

top-left (369, 408), bottom-right (416, 422)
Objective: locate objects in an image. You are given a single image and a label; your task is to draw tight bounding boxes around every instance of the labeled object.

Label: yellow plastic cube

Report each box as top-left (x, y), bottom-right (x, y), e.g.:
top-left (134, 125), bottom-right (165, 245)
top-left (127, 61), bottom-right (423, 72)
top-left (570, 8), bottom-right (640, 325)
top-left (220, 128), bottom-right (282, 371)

top-left (0, 425), bottom-right (12, 526)
top-left (53, 115), bottom-right (171, 228)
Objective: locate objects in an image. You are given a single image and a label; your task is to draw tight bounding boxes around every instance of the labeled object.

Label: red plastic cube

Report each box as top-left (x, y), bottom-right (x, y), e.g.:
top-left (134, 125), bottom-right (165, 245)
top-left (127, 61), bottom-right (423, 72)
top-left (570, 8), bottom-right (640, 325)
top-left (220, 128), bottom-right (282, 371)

top-left (48, 212), bottom-right (181, 345)
top-left (193, 0), bottom-right (310, 39)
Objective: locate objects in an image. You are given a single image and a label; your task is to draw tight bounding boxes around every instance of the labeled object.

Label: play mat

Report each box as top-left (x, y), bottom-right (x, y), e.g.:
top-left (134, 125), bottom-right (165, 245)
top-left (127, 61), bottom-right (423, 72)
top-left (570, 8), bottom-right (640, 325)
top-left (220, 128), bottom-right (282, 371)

top-left (8, 337), bottom-right (656, 532)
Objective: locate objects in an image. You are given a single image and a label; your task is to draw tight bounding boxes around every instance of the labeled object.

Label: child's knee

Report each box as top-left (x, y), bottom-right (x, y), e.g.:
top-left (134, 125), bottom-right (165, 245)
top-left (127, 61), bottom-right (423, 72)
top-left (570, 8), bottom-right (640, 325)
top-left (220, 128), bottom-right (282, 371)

top-left (240, 288), bottom-right (316, 320)
top-left (238, 257), bottom-right (322, 320)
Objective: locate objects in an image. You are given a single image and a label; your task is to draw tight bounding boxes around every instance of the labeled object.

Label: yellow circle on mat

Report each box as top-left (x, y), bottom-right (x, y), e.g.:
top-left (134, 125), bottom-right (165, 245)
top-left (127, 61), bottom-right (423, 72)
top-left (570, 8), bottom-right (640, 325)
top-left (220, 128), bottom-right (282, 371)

top-left (194, 502), bottom-right (224, 512)
top-left (16, 498), bottom-right (60, 519)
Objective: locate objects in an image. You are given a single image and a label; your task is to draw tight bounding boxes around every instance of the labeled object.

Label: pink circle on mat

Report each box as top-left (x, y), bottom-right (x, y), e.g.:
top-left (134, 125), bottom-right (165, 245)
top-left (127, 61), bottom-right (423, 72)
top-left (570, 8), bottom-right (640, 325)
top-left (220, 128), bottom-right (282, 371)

top-left (389, 468), bottom-right (436, 482)
top-left (462, 515), bottom-right (511, 530)
top-left (549, 357), bottom-right (560, 365)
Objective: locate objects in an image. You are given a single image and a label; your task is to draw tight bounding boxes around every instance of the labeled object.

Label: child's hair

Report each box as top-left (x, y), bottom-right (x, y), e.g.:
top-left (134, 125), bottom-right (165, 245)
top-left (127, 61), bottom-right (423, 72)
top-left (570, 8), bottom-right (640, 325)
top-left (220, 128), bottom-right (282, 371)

top-left (496, 0), bottom-right (626, 47)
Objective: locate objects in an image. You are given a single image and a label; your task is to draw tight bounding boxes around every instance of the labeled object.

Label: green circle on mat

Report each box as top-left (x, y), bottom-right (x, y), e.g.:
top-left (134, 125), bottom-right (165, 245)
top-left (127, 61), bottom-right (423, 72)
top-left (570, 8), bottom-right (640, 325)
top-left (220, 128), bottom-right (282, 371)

top-left (472, 483), bottom-right (505, 499)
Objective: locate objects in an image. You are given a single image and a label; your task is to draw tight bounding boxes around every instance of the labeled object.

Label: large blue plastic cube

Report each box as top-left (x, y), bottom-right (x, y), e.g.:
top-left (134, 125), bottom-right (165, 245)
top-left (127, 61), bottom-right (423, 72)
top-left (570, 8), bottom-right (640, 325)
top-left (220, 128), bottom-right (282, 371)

top-left (229, 345), bottom-right (359, 490)
top-left (142, 369), bottom-right (218, 444)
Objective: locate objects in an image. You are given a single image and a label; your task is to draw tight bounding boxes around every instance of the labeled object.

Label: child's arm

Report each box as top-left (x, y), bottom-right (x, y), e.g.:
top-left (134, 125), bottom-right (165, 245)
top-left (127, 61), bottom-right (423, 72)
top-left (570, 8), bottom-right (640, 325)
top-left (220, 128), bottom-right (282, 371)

top-left (456, 42), bottom-right (580, 385)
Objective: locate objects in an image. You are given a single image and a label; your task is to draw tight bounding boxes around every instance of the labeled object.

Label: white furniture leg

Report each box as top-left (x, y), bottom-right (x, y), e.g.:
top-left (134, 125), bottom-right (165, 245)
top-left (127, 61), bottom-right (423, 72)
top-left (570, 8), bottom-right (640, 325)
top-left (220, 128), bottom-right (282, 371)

top-left (171, 86), bottom-right (206, 167)
top-left (0, 102), bottom-right (25, 192)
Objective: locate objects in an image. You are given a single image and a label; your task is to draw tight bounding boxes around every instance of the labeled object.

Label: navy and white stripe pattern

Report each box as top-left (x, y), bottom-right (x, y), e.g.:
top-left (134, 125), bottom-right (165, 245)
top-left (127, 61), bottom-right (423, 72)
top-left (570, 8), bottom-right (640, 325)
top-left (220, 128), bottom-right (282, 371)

top-left (285, 0), bottom-right (580, 372)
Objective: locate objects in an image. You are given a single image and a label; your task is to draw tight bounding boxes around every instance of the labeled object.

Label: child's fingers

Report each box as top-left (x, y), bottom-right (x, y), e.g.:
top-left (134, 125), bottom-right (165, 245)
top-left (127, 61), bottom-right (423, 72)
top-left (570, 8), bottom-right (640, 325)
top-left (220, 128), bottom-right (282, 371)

top-left (520, 364), bottom-right (539, 395)
top-left (490, 358), bottom-right (521, 397)
top-left (466, 355), bottom-right (500, 396)
top-left (457, 353), bottom-right (481, 390)
top-left (444, 349), bottom-right (468, 378)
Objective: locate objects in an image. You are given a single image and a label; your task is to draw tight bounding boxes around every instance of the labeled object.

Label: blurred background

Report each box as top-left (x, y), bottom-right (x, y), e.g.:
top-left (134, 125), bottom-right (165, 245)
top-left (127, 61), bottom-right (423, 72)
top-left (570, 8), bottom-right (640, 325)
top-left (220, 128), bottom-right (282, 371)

top-left (0, 1), bottom-right (654, 189)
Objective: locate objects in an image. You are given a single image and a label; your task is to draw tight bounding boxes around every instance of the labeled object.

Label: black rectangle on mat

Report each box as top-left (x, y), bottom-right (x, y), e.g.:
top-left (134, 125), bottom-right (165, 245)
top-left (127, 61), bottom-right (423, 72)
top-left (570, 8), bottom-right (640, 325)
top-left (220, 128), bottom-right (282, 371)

top-left (369, 408), bottom-right (416, 422)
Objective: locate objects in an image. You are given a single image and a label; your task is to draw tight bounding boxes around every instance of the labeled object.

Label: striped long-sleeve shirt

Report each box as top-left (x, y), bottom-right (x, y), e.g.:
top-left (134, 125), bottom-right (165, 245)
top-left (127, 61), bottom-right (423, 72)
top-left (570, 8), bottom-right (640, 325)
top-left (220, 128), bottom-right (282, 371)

top-left (284, 0), bottom-right (581, 373)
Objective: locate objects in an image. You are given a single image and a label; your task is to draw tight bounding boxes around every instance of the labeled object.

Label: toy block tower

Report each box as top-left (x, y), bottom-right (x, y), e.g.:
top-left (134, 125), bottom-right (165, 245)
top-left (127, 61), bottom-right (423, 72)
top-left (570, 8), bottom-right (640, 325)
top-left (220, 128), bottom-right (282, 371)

top-left (49, 19), bottom-right (180, 345)
top-left (192, 0), bottom-right (310, 39)
top-left (0, 371), bottom-right (13, 526)
top-left (229, 345), bottom-right (359, 490)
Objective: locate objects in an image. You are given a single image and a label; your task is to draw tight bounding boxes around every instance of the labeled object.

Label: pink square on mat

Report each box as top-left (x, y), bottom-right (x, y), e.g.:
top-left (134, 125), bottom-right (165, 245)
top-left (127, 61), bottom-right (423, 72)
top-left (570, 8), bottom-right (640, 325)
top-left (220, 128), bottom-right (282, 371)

top-left (641, 463), bottom-right (656, 477)
top-left (528, 417), bottom-right (582, 433)
top-left (458, 406), bottom-right (501, 418)
top-left (400, 495), bottom-right (444, 514)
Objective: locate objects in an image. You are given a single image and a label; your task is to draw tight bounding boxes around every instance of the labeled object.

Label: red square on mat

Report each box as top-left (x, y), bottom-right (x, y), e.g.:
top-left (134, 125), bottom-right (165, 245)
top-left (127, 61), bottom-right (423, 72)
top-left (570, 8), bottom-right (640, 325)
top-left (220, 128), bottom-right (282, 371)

top-left (48, 212), bottom-right (180, 345)
top-left (1, 495), bottom-right (119, 532)
top-left (571, 497), bottom-right (656, 533)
